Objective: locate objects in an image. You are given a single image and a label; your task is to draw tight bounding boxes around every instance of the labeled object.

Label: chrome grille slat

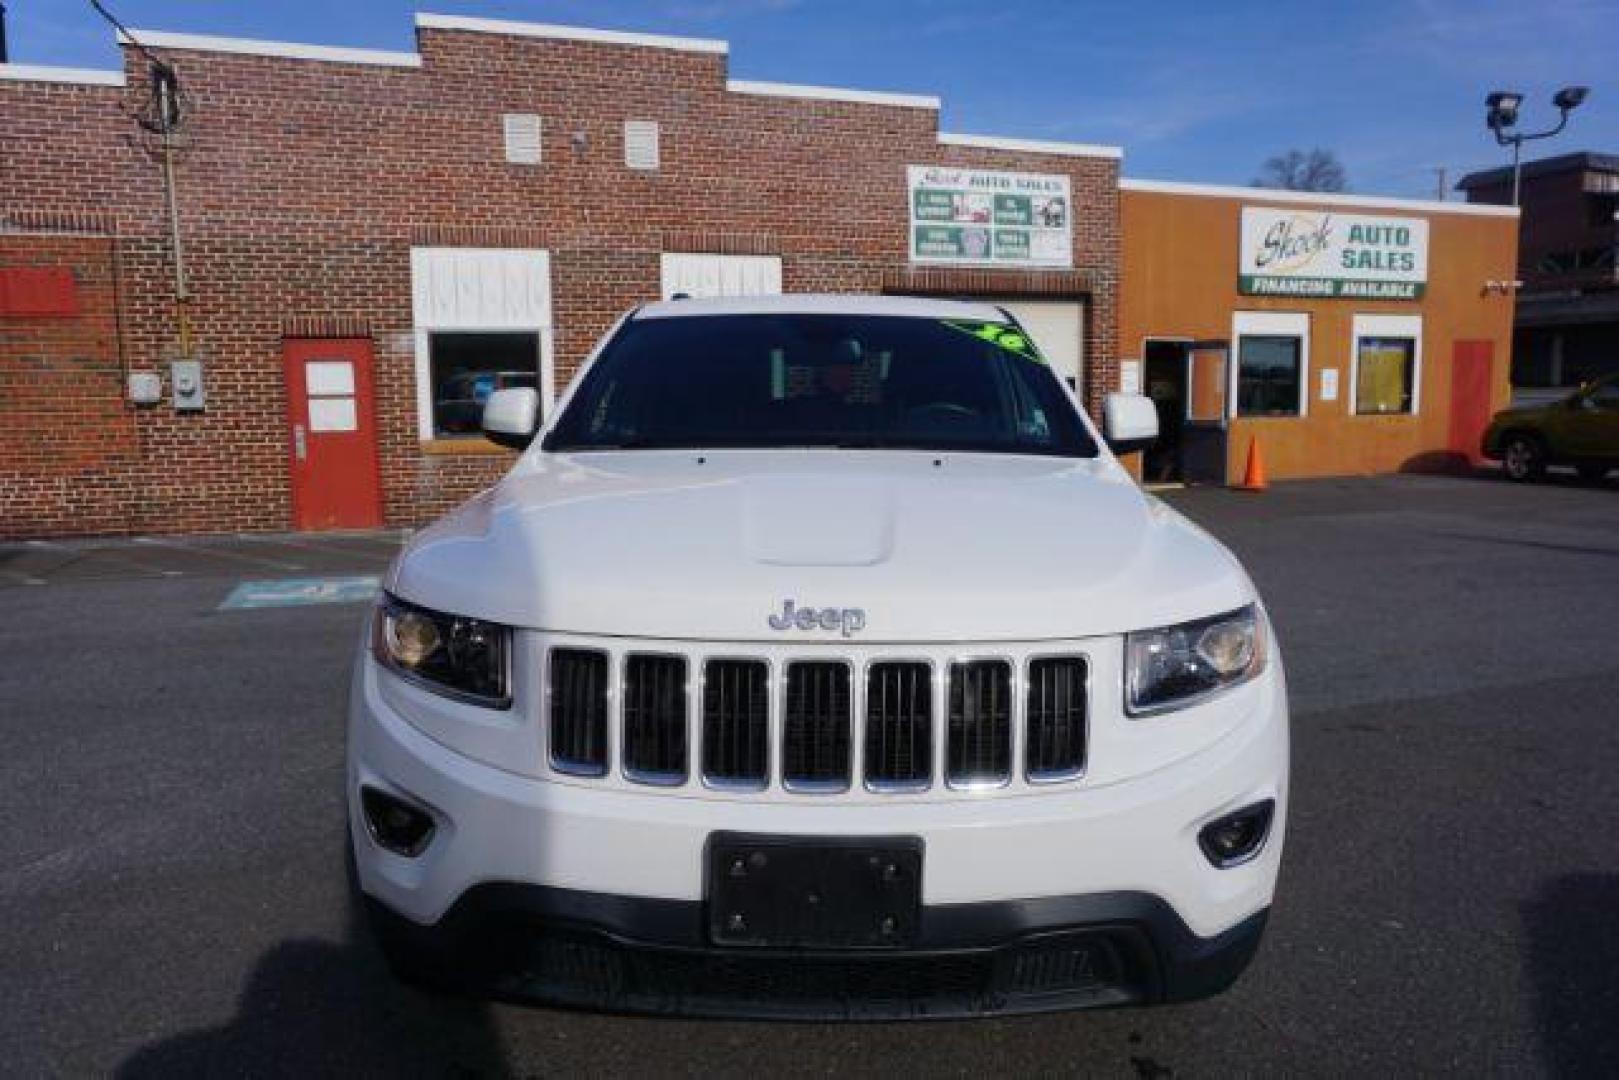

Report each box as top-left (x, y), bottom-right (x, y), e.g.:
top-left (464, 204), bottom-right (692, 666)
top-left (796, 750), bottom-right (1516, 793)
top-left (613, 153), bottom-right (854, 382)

top-left (622, 654), bottom-right (688, 784)
top-left (545, 642), bottom-right (1088, 797)
top-left (782, 661), bottom-right (851, 791)
top-left (864, 662), bottom-right (932, 790)
top-left (549, 648), bottom-right (609, 775)
top-left (1026, 657), bottom-right (1088, 781)
top-left (702, 659), bottom-right (769, 787)
top-left (947, 660), bottom-right (1012, 787)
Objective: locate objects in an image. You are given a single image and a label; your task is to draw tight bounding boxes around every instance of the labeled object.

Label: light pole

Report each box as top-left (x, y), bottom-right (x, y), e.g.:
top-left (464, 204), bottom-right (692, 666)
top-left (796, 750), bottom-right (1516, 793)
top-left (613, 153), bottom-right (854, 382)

top-left (1486, 87), bottom-right (1590, 206)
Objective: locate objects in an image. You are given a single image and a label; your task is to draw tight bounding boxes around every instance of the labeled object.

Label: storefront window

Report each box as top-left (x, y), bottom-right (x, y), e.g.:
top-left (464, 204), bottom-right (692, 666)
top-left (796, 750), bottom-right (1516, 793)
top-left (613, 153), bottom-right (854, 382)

top-left (1355, 336), bottom-right (1416, 415)
top-left (1236, 335), bottom-right (1302, 416)
top-left (428, 331), bottom-right (541, 437)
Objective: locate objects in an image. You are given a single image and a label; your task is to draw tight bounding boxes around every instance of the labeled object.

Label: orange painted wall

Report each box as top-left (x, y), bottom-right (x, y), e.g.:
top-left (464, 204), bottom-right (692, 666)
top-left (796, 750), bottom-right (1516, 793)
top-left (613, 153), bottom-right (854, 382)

top-left (1119, 188), bottom-right (1519, 482)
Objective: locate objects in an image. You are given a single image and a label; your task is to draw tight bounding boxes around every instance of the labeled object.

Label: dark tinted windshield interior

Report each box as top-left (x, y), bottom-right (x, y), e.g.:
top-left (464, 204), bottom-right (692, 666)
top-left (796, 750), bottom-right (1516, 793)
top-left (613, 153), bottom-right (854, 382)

top-left (545, 313), bottom-right (1096, 456)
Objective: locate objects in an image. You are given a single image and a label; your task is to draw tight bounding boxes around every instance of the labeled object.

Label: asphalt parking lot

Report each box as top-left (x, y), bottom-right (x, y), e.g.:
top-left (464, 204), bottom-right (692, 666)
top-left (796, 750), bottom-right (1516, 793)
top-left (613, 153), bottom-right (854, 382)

top-left (3, 473), bottom-right (1618, 1076)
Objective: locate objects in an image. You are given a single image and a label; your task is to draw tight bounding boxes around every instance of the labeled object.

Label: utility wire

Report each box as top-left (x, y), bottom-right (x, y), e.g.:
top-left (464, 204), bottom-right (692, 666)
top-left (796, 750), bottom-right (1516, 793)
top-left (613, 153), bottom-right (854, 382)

top-left (87, 0), bottom-right (194, 354)
top-left (88, 0), bottom-right (167, 73)
top-left (89, 0), bottom-right (185, 131)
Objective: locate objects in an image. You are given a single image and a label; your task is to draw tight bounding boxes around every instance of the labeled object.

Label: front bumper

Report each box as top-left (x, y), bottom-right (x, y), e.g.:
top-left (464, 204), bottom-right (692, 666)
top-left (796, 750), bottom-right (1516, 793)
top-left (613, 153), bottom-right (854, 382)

top-left (348, 634), bottom-right (1288, 1016)
top-left (365, 881), bottom-right (1268, 1019)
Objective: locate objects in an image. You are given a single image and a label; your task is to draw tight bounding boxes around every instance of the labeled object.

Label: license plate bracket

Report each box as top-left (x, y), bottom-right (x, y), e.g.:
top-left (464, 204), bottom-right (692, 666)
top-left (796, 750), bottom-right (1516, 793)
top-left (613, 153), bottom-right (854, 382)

top-left (707, 833), bottom-right (923, 949)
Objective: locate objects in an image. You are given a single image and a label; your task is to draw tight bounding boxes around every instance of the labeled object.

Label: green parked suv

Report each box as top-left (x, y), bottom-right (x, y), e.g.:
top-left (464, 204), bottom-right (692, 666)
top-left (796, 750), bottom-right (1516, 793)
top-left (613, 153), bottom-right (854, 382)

top-left (1483, 374), bottom-right (1619, 482)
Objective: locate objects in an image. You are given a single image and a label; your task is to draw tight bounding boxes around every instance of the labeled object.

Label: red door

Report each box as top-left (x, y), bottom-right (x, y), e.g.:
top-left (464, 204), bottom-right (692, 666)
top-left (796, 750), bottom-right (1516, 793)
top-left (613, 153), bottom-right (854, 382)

top-left (1448, 341), bottom-right (1496, 466)
top-left (281, 338), bottom-right (383, 530)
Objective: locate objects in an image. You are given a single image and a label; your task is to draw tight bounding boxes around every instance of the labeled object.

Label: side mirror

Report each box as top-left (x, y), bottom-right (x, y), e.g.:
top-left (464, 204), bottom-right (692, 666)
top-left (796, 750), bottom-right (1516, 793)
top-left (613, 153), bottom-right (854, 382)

top-left (482, 387), bottom-right (540, 450)
top-left (1103, 392), bottom-right (1158, 456)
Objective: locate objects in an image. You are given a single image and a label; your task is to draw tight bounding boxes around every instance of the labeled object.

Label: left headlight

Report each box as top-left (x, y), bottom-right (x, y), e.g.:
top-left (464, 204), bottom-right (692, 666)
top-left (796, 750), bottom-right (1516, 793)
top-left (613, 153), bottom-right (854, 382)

top-left (1125, 604), bottom-right (1266, 716)
top-left (372, 592), bottom-right (513, 708)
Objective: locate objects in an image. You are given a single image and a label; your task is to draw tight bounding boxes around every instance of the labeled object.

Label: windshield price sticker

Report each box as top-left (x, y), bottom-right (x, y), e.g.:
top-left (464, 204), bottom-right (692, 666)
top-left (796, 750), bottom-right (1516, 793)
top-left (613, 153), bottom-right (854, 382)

top-left (943, 320), bottom-right (1046, 364)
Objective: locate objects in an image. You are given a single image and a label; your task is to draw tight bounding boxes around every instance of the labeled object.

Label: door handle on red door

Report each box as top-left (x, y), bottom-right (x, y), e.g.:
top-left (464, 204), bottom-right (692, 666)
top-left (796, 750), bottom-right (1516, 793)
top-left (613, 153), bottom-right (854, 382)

top-left (294, 423), bottom-right (308, 462)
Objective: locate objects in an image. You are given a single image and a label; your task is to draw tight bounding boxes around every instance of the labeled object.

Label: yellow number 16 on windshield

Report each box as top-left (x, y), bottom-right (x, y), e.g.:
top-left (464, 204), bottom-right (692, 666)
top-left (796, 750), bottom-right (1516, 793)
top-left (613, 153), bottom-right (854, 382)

top-left (942, 320), bottom-right (1045, 364)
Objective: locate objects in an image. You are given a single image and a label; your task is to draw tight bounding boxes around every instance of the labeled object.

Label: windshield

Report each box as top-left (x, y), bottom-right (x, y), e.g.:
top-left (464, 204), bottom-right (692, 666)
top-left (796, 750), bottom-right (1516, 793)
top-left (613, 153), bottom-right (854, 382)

top-left (544, 313), bottom-right (1097, 457)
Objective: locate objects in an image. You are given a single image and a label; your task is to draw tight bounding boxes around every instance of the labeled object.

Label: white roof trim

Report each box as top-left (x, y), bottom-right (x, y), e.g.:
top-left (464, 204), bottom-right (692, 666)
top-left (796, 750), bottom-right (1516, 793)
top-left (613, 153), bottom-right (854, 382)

top-left (118, 29), bottom-right (423, 68)
top-left (0, 63), bottom-right (126, 87)
top-left (727, 78), bottom-right (939, 110)
top-left (1120, 177), bottom-right (1520, 218)
top-left (416, 13), bottom-right (728, 54)
top-left (938, 132), bottom-right (1123, 161)
top-left (637, 293), bottom-right (1007, 321)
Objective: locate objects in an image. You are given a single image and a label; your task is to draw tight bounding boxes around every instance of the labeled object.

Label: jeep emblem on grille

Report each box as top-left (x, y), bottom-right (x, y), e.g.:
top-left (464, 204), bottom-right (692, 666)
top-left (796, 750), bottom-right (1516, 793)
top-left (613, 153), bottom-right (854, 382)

top-left (768, 599), bottom-right (867, 637)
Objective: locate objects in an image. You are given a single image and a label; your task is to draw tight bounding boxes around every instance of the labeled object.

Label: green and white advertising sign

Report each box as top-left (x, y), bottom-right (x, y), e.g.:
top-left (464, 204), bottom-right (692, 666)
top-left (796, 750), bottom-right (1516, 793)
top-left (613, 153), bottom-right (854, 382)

top-left (908, 165), bottom-right (1072, 268)
top-left (1239, 207), bottom-right (1429, 300)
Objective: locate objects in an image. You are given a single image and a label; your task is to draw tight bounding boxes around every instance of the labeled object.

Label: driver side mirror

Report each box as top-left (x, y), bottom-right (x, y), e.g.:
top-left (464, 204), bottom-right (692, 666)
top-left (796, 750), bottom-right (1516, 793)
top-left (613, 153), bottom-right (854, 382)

top-left (1103, 392), bottom-right (1158, 456)
top-left (482, 387), bottom-right (540, 450)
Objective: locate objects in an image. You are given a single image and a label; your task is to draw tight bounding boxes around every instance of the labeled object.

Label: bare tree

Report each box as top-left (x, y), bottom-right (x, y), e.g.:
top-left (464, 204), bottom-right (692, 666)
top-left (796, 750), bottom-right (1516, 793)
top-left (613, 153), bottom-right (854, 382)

top-left (1252, 149), bottom-right (1348, 192)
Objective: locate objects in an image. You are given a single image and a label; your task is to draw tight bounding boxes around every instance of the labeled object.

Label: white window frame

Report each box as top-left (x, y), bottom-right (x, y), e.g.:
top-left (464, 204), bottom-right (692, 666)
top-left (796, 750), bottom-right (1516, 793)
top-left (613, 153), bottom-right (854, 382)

top-left (624, 119), bottom-right (660, 171)
top-left (659, 253), bottom-right (782, 299)
top-left (1231, 311), bottom-right (1310, 419)
top-left (502, 113), bottom-right (542, 165)
top-left (409, 247), bottom-right (555, 442)
top-left (1348, 313), bottom-right (1423, 417)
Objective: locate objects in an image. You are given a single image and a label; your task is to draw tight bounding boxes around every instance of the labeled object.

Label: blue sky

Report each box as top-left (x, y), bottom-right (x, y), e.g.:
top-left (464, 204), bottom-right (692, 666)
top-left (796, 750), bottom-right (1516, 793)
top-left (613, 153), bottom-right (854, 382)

top-left (10, 0), bottom-right (1618, 198)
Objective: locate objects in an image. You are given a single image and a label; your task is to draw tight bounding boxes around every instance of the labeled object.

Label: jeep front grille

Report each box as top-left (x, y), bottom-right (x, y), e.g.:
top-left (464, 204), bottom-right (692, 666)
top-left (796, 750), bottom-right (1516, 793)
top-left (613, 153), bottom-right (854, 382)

top-left (1025, 657), bottom-right (1088, 781)
top-left (549, 648), bottom-right (609, 775)
top-left (702, 659), bottom-right (769, 787)
top-left (946, 660), bottom-right (1012, 787)
top-left (621, 654), bottom-right (688, 784)
top-left (782, 662), bottom-right (852, 791)
top-left (864, 662), bottom-right (932, 790)
top-left (540, 642), bottom-right (1090, 797)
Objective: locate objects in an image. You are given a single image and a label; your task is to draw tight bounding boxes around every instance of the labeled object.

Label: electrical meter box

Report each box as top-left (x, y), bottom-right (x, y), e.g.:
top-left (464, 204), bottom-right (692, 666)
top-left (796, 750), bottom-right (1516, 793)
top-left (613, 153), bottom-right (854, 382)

top-left (170, 359), bottom-right (206, 411)
top-left (127, 371), bottom-right (163, 406)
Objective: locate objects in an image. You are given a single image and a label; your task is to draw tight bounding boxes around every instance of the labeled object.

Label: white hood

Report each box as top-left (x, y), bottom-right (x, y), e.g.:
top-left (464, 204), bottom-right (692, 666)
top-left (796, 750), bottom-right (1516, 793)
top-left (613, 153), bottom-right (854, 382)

top-left (388, 450), bottom-right (1254, 642)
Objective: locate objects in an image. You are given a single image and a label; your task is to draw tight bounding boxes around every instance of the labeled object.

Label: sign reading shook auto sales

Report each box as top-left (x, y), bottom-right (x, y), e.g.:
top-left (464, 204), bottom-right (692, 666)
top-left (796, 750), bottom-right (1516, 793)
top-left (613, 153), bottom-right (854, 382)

top-left (1239, 206), bottom-right (1429, 300)
top-left (908, 166), bottom-right (1073, 268)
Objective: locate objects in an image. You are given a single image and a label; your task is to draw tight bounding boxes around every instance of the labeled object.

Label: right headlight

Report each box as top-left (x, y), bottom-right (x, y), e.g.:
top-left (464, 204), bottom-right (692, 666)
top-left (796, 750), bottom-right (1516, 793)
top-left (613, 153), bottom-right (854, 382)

top-left (1125, 604), bottom-right (1266, 716)
top-left (371, 592), bottom-right (513, 709)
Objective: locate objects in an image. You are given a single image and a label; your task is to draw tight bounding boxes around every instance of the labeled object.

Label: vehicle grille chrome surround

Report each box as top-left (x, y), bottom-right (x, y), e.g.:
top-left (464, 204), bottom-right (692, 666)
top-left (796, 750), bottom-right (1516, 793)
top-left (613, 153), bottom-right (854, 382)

top-left (1025, 656), bottom-right (1089, 782)
top-left (946, 660), bottom-right (1013, 789)
top-left (781, 661), bottom-right (852, 792)
top-left (621, 653), bottom-right (688, 785)
top-left (701, 658), bottom-right (770, 789)
top-left (548, 648), bottom-right (610, 776)
top-left (864, 661), bottom-right (933, 791)
top-left (538, 637), bottom-right (1094, 799)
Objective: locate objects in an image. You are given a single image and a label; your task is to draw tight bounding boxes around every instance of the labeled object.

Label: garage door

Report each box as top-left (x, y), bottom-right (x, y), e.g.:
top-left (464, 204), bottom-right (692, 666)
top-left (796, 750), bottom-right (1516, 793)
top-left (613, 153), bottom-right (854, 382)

top-left (997, 300), bottom-right (1083, 391)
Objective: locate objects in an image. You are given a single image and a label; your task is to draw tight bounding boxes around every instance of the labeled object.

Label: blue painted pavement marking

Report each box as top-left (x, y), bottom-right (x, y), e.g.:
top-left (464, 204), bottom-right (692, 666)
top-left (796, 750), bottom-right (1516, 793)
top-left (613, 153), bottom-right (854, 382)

top-left (219, 575), bottom-right (381, 611)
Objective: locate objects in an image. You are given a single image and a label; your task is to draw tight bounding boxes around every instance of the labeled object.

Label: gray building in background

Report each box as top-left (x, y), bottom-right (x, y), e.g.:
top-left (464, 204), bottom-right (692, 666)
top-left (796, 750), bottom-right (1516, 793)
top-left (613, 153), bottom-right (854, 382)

top-left (1460, 152), bottom-right (1619, 398)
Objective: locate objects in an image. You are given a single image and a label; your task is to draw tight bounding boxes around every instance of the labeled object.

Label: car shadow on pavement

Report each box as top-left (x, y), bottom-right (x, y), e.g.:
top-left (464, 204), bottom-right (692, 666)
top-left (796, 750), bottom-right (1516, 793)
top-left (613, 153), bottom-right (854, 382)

top-left (117, 854), bottom-right (509, 1078)
top-left (1522, 873), bottom-right (1619, 1074)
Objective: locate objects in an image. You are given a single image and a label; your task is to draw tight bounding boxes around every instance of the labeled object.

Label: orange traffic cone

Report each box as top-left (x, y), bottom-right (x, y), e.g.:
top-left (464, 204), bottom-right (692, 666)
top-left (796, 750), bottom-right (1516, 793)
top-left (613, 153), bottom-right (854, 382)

top-left (1235, 437), bottom-right (1268, 492)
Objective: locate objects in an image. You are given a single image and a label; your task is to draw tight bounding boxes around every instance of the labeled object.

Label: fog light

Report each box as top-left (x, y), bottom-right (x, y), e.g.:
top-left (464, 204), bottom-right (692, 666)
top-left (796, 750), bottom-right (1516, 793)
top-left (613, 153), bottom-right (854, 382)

top-left (1198, 800), bottom-right (1274, 868)
top-left (360, 786), bottom-right (436, 857)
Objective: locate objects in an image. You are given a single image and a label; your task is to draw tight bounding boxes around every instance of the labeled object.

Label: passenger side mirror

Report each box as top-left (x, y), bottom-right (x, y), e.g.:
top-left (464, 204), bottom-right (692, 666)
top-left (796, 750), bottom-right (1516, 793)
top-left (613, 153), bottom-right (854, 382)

top-left (482, 387), bottom-right (540, 450)
top-left (1103, 392), bottom-right (1158, 456)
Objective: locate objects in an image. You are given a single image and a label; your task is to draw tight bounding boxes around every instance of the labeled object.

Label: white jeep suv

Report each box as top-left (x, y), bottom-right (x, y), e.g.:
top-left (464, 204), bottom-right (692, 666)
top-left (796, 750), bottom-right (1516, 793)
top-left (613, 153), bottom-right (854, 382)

top-left (348, 294), bottom-right (1288, 1019)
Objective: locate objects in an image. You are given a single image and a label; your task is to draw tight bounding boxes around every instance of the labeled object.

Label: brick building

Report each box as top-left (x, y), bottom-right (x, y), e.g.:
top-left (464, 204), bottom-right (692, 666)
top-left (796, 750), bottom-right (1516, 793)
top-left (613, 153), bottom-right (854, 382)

top-left (2, 12), bottom-right (1523, 537)
top-left (1, 13), bottom-right (1120, 538)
